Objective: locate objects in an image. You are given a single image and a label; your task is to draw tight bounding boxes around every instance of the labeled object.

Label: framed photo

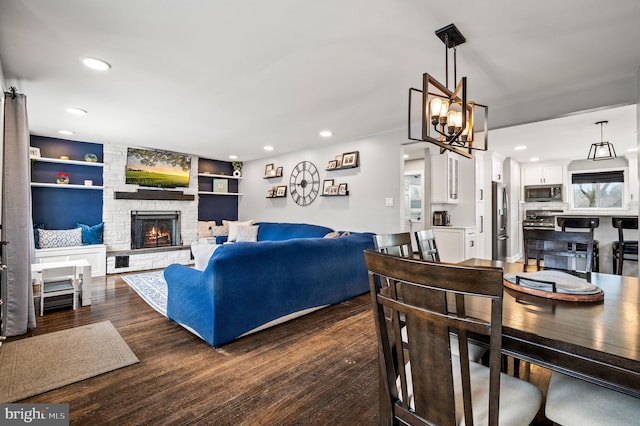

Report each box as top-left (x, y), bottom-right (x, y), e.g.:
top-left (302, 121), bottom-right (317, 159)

top-left (29, 147), bottom-right (41, 158)
top-left (276, 166), bottom-right (283, 177)
top-left (335, 154), bottom-right (343, 168)
top-left (342, 151), bottom-right (359, 168)
top-left (327, 160), bottom-right (337, 169)
top-left (322, 179), bottom-right (334, 195)
top-left (328, 185), bottom-right (339, 196)
top-left (276, 185), bottom-right (287, 197)
top-left (338, 183), bottom-right (348, 195)
top-left (213, 178), bottom-right (229, 193)
top-left (267, 189), bottom-right (275, 198)
top-left (264, 163), bottom-right (274, 177)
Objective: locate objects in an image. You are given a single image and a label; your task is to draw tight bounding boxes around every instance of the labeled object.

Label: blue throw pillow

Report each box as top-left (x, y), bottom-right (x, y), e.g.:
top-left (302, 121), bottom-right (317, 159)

top-left (33, 223), bottom-right (45, 249)
top-left (76, 222), bottom-right (104, 245)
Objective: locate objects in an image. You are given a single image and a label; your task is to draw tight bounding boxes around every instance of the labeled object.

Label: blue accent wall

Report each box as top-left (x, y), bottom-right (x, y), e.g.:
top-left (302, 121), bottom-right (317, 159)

top-left (30, 136), bottom-right (103, 230)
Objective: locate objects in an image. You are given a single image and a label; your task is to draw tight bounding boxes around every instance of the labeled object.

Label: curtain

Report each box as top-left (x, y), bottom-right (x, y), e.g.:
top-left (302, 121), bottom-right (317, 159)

top-left (1, 90), bottom-right (35, 336)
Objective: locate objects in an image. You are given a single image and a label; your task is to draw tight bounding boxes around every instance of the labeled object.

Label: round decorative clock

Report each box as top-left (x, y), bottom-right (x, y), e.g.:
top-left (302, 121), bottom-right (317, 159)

top-left (289, 161), bottom-right (320, 206)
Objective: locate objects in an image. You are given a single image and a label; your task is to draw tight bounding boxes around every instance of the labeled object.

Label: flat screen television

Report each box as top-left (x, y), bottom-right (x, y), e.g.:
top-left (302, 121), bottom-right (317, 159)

top-left (125, 147), bottom-right (191, 188)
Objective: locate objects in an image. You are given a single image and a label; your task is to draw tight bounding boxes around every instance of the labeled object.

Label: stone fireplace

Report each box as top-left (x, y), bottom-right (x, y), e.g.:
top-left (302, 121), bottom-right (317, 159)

top-left (131, 211), bottom-right (181, 249)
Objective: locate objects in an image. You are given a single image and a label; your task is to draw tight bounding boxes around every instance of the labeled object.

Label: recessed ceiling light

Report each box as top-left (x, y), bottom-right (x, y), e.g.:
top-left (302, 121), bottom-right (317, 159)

top-left (319, 130), bottom-right (333, 138)
top-left (66, 107), bottom-right (87, 115)
top-left (228, 155), bottom-right (238, 159)
top-left (82, 57), bottom-right (111, 71)
top-left (530, 157), bottom-right (540, 162)
top-left (58, 130), bottom-right (74, 135)
top-left (514, 145), bottom-right (527, 151)
top-left (264, 145), bottom-right (274, 151)
top-left (403, 154), bottom-right (409, 159)
top-left (627, 147), bottom-right (638, 152)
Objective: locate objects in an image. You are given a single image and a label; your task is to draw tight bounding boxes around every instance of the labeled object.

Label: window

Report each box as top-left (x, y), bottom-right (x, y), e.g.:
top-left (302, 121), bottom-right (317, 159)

top-left (571, 170), bottom-right (624, 208)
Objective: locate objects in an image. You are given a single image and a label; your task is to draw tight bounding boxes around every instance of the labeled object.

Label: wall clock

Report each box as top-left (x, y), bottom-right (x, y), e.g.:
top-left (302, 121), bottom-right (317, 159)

top-left (289, 161), bottom-right (320, 206)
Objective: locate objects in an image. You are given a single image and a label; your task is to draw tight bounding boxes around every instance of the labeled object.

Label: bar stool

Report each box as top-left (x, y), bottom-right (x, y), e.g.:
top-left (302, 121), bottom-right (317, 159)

top-left (611, 217), bottom-right (638, 275)
top-left (557, 217), bottom-right (600, 272)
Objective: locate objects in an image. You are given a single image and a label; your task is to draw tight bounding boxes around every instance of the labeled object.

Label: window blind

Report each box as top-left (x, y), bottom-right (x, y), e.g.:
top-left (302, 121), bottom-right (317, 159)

top-left (571, 170), bottom-right (624, 184)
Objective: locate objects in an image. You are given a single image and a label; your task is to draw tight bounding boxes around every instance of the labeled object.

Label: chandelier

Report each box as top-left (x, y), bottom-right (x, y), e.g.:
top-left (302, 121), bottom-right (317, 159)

top-left (587, 120), bottom-right (617, 161)
top-left (408, 24), bottom-right (488, 158)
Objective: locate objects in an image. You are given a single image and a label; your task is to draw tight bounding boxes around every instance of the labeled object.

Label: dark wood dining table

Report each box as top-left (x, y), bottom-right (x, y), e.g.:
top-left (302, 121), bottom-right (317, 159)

top-left (458, 258), bottom-right (640, 398)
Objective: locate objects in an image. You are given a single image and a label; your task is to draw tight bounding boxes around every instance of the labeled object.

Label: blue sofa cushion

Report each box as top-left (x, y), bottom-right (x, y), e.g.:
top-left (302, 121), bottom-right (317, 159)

top-left (255, 222), bottom-right (333, 241)
top-left (76, 222), bottom-right (104, 245)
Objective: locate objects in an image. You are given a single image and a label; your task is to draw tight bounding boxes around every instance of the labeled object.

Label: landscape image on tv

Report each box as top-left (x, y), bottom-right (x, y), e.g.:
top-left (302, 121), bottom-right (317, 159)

top-left (125, 147), bottom-right (191, 188)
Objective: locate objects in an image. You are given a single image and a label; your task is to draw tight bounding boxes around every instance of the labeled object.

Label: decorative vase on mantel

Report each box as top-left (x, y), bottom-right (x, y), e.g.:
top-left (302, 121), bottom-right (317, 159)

top-left (56, 172), bottom-right (69, 184)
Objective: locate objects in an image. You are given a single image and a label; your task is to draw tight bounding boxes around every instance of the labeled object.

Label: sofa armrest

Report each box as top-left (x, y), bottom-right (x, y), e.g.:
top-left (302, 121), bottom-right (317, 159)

top-left (164, 264), bottom-right (216, 345)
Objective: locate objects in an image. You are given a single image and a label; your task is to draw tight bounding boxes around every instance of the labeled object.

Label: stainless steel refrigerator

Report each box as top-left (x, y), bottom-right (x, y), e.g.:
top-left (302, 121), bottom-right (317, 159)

top-left (492, 182), bottom-right (509, 261)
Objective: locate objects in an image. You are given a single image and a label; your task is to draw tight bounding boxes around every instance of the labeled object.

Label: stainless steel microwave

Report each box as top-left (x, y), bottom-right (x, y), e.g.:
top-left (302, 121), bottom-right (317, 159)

top-left (524, 185), bottom-right (563, 202)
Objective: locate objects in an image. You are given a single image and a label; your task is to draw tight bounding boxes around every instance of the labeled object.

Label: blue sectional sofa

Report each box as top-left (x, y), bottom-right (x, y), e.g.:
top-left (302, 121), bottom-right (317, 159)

top-left (164, 222), bottom-right (375, 347)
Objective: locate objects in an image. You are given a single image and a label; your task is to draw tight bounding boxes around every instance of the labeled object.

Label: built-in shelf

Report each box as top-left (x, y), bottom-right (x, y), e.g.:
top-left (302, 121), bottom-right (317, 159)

top-left (114, 190), bottom-right (195, 201)
top-left (32, 157), bottom-right (104, 167)
top-left (198, 173), bottom-right (241, 180)
top-left (31, 182), bottom-right (104, 190)
top-left (198, 191), bottom-right (243, 196)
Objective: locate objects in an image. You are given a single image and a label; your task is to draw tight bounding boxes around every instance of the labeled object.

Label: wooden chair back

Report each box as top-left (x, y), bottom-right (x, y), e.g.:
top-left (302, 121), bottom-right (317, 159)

top-left (414, 229), bottom-right (440, 261)
top-left (373, 232), bottom-right (413, 257)
top-left (523, 229), bottom-right (594, 276)
top-left (364, 249), bottom-right (504, 426)
top-left (557, 217), bottom-right (599, 231)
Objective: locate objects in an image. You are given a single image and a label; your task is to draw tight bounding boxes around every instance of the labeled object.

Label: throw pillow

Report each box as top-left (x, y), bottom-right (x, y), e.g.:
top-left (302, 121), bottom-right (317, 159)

top-left (223, 220), bottom-right (254, 242)
top-left (33, 223), bottom-right (45, 248)
top-left (38, 228), bottom-right (82, 249)
top-left (76, 222), bottom-right (104, 245)
top-left (198, 220), bottom-right (216, 238)
top-left (324, 231), bottom-right (340, 238)
top-left (210, 225), bottom-right (229, 237)
top-left (235, 225), bottom-right (259, 242)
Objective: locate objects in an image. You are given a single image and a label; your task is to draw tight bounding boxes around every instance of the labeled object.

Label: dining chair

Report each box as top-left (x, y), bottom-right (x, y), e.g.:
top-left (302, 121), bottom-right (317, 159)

top-left (545, 372), bottom-right (640, 425)
top-left (611, 216), bottom-right (638, 275)
top-left (557, 217), bottom-right (600, 272)
top-left (36, 264), bottom-right (78, 316)
top-left (414, 229), bottom-right (440, 261)
top-left (522, 229), bottom-right (594, 278)
top-left (364, 250), bottom-right (542, 425)
top-left (373, 232), bottom-right (413, 257)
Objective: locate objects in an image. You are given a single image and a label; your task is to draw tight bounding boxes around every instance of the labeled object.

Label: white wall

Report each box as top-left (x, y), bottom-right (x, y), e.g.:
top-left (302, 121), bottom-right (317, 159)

top-left (238, 129), bottom-right (404, 234)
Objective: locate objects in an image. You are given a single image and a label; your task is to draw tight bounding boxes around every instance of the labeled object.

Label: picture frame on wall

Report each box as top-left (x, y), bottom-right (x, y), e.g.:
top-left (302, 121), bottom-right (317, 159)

top-left (276, 185), bottom-right (287, 197)
top-left (276, 166), bottom-right (283, 177)
top-left (267, 189), bottom-right (275, 198)
top-left (327, 160), bottom-right (337, 169)
top-left (322, 179), bottom-right (334, 195)
top-left (338, 183), bottom-right (348, 195)
top-left (335, 154), bottom-right (343, 168)
top-left (264, 163), bottom-right (274, 177)
top-left (213, 178), bottom-right (229, 193)
top-left (29, 147), bottom-right (41, 158)
top-left (342, 151), bottom-right (359, 168)
top-left (328, 185), bottom-right (339, 196)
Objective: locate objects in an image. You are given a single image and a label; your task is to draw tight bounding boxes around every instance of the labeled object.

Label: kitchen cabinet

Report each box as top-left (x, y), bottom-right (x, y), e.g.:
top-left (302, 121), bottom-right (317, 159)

top-left (475, 202), bottom-right (486, 259)
top-left (432, 226), bottom-right (476, 263)
top-left (431, 152), bottom-right (459, 204)
top-left (523, 165), bottom-right (563, 186)
top-left (492, 155), bottom-right (504, 183)
top-left (475, 152), bottom-right (486, 202)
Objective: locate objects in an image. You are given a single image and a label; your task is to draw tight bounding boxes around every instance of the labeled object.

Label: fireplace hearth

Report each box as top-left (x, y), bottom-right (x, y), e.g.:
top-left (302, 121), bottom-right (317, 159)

top-left (131, 211), bottom-right (181, 249)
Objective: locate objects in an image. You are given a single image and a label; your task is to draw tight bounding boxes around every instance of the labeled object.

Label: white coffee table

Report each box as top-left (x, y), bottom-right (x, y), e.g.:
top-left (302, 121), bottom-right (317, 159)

top-left (32, 259), bottom-right (92, 306)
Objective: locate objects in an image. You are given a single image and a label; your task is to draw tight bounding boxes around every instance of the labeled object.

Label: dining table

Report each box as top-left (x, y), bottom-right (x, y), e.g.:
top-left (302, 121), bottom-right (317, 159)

top-left (458, 258), bottom-right (640, 399)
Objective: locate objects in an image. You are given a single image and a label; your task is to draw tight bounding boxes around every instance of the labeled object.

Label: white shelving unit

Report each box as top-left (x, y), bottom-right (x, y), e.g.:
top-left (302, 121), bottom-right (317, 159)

top-left (197, 173), bottom-right (242, 196)
top-left (32, 157), bottom-right (105, 167)
top-left (31, 182), bottom-right (104, 190)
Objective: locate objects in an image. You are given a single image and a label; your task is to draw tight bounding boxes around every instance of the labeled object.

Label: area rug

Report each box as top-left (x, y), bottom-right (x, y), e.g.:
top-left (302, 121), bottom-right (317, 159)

top-left (0, 321), bottom-right (139, 403)
top-left (122, 270), bottom-right (168, 316)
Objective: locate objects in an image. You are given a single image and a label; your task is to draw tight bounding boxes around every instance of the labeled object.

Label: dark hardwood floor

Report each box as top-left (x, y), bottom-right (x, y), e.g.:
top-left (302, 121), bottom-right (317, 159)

top-left (9, 272), bottom-right (552, 425)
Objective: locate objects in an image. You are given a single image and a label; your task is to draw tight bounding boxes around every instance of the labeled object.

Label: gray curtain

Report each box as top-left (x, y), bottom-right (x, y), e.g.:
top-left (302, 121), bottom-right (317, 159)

top-left (1, 90), bottom-right (35, 336)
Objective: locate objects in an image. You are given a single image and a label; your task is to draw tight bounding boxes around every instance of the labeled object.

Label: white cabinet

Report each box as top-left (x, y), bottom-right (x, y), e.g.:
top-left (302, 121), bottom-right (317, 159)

top-left (35, 244), bottom-right (106, 277)
top-left (475, 152), bottom-right (486, 202)
top-left (492, 155), bottom-right (504, 183)
top-left (431, 152), bottom-right (459, 204)
top-left (523, 165), bottom-right (563, 185)
top-left (432, 227), bottom-right (476, 263)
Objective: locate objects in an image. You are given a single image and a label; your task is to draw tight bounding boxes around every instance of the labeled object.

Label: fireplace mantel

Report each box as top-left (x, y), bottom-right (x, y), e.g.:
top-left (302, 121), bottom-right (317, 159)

top-left (114, 189), bottom-right (195, 201)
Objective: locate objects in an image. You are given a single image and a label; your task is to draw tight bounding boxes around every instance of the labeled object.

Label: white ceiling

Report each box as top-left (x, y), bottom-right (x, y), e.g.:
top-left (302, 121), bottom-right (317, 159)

top-left (1, 1), bottom-right (639, 162)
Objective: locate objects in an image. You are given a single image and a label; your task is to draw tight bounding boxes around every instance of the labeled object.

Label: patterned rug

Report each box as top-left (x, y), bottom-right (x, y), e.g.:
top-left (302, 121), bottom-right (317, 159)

top-left (122, 270), bottom-right (168, 316)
